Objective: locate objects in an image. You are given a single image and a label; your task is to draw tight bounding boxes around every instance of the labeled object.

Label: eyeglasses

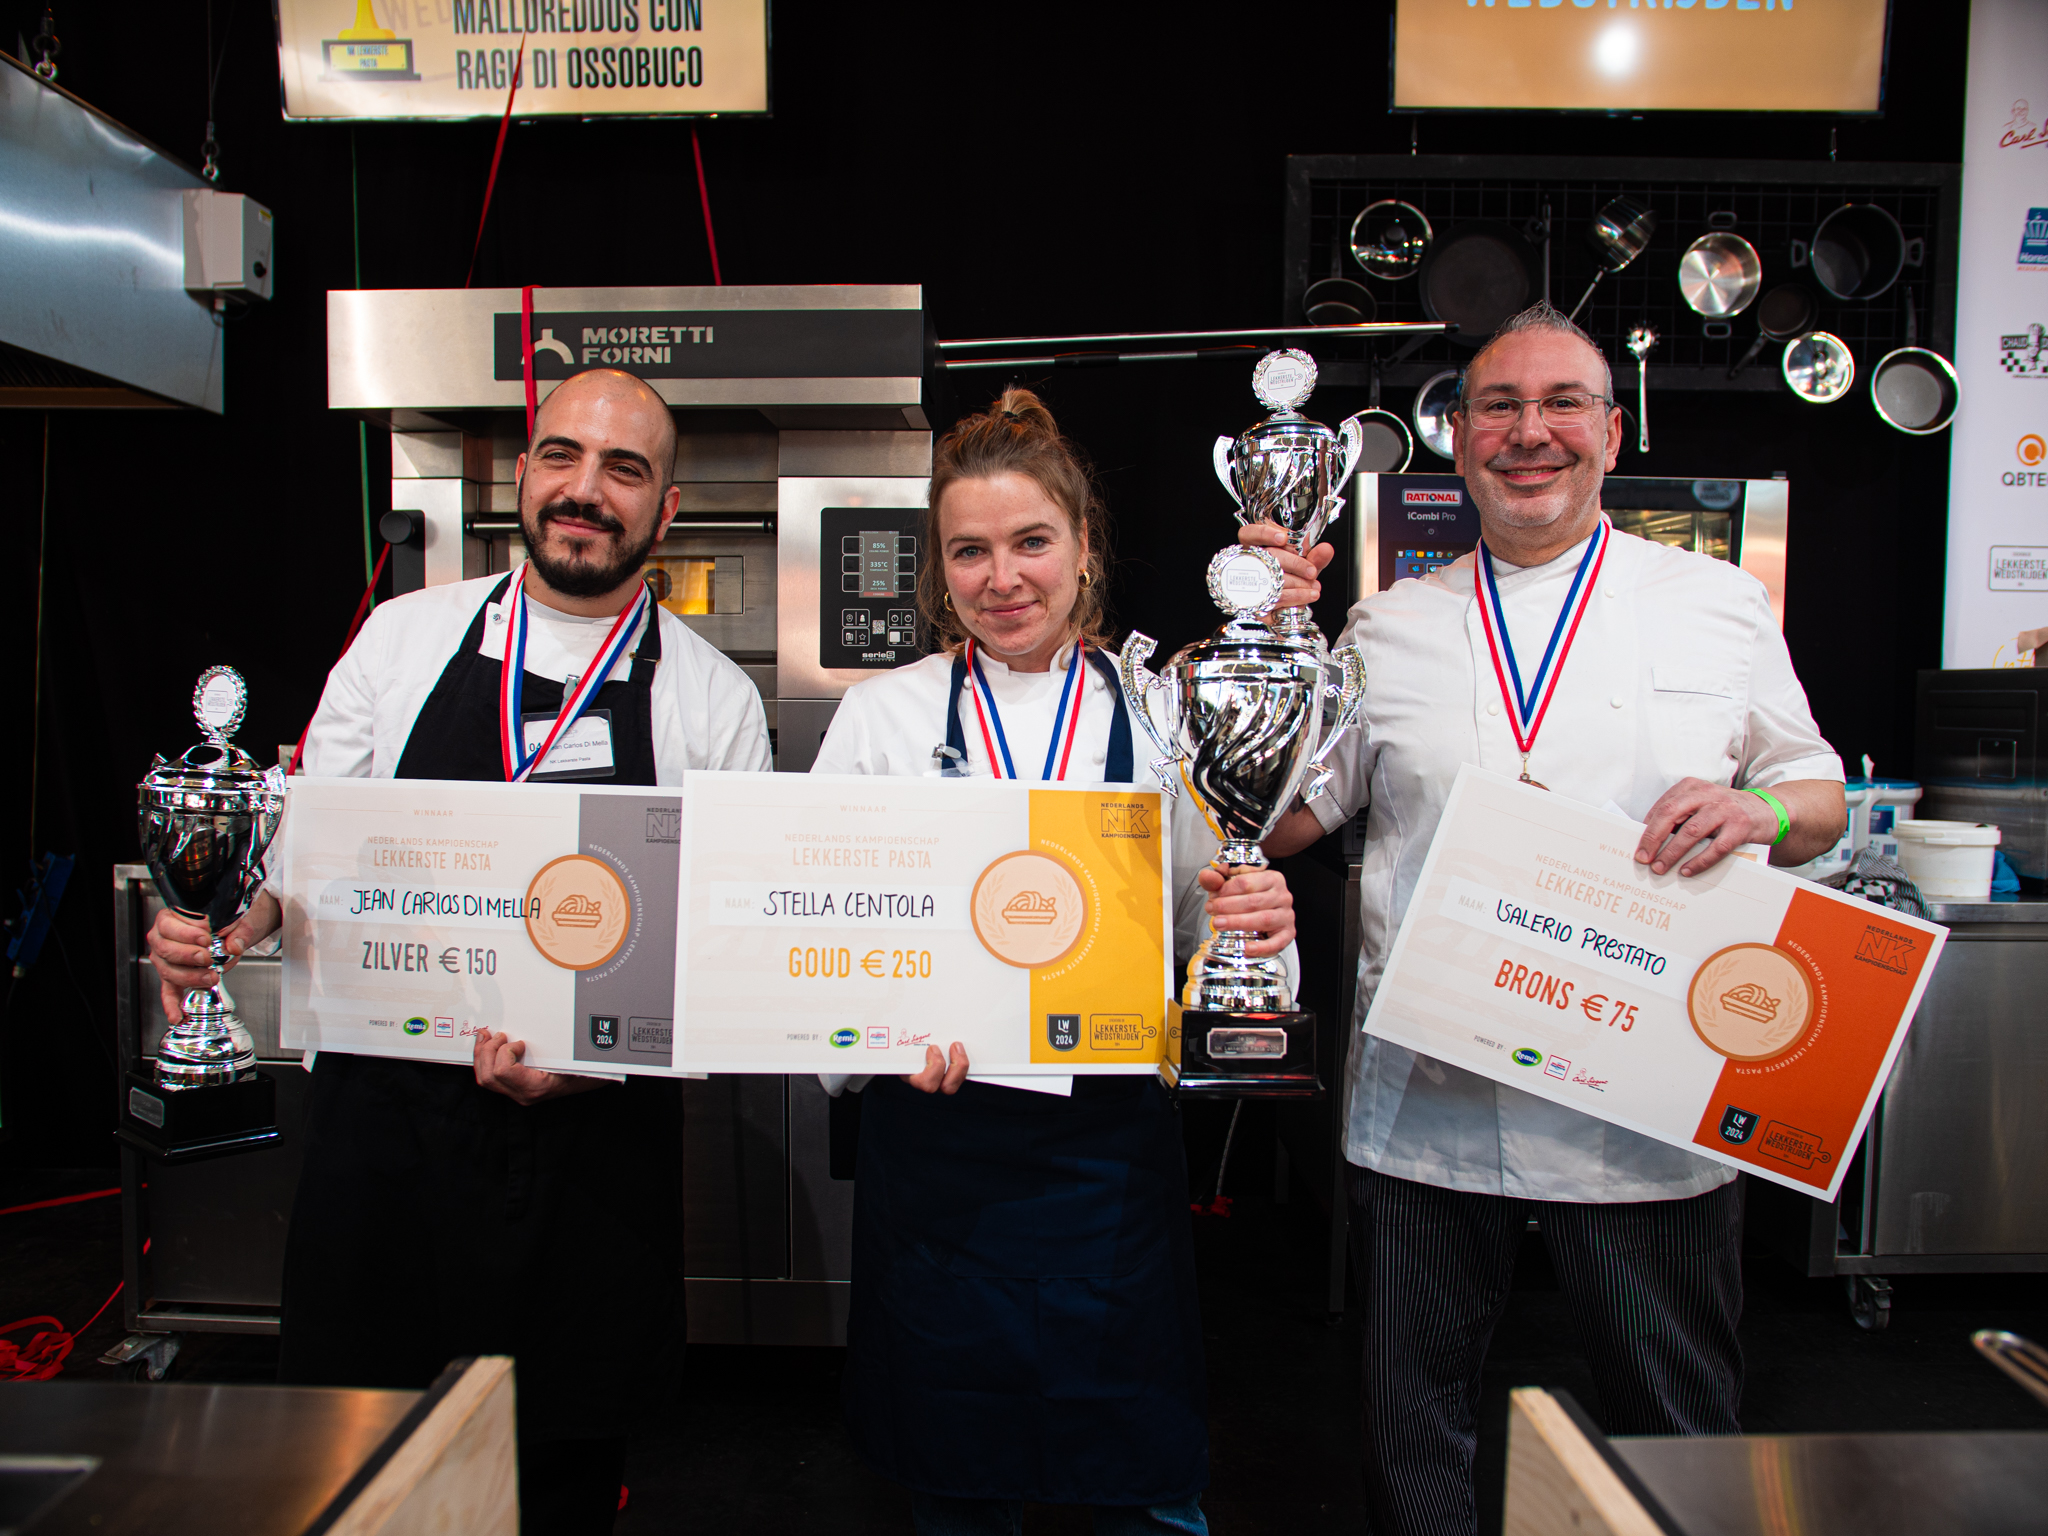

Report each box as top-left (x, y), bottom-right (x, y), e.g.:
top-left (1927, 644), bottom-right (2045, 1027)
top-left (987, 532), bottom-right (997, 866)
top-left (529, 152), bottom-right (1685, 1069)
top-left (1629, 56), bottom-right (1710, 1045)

top-left (1459, 393), bottom-right (1616, 431)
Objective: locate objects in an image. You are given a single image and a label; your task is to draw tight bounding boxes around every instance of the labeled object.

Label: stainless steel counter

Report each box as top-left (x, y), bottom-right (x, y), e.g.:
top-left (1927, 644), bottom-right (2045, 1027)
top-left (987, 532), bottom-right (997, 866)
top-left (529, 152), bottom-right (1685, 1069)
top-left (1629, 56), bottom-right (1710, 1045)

top-left (0, 1380), bottom-right (417, 1535)
top-left (1613, 1429), bottom-right (2048, 1536)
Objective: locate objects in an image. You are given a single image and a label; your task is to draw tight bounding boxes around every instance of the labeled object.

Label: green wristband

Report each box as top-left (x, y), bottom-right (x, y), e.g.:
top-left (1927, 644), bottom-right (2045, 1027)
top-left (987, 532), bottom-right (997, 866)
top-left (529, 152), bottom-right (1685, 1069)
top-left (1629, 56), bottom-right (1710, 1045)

top-left (1743, 786), bottom-right (1790, 847)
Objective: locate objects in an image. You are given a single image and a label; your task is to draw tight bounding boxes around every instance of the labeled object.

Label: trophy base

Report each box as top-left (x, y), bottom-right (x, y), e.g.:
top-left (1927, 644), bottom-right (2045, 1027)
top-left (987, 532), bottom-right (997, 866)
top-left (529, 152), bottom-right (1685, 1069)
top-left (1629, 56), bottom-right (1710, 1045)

top-left (117, 1069), bottom-right (279, 1163)
top-left (1165, 1009), bottom-right (1323, 1099)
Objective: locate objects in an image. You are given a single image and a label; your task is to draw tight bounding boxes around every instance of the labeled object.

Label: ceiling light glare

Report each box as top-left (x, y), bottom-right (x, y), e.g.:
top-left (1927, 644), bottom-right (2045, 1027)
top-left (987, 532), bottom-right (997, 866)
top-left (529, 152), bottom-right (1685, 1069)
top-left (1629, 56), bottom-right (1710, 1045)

top-left (1593, 23), bottom-right (1640, 80)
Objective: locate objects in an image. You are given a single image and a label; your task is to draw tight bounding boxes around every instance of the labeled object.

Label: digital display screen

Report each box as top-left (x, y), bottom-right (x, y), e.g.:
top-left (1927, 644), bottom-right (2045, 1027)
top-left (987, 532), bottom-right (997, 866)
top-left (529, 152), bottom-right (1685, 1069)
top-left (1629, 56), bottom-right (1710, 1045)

top-left (1392, 0), bottom-right (1888, 114)
top-left (818, 507), bottom-right (924, 672)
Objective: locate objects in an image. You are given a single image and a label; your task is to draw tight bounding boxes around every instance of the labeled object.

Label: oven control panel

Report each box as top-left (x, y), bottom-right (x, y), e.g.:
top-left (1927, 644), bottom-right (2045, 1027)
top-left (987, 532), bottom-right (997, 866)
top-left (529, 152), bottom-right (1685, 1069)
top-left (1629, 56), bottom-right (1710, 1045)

top-left (817, 505), bottom-right (925, 671)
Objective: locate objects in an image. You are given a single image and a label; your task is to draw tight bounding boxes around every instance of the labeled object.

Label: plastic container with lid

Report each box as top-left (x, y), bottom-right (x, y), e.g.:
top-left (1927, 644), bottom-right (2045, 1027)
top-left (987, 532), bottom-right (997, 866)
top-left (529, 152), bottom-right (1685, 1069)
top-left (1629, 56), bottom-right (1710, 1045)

top-left (1848, 773), bottom-right (1923, 861)
top-left (1892, 819), bottom-right (2001, 902)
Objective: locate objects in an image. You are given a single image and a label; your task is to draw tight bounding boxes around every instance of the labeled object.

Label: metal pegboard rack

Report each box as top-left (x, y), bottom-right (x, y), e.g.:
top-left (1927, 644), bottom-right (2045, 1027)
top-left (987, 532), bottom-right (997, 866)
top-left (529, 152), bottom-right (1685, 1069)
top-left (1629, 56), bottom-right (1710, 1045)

top-left (1285, 156), bottom-right (1960, 392)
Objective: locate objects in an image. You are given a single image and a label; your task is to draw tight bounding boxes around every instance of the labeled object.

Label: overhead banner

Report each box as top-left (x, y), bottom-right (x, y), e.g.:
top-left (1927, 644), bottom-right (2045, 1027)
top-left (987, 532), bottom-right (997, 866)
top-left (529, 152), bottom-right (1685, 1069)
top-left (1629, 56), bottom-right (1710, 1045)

top-left (276, 0), bottom-right (770, 121)
top-left (1945, 0), bottom-right (2048, 666)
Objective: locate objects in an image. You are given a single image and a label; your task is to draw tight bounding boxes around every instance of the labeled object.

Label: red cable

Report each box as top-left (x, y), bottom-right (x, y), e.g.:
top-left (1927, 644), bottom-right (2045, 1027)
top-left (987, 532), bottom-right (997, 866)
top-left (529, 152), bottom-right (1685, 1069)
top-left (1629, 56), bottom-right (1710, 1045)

top-left (463, 35), bottom-right (528, 290)
top-left (0, 1187), bottom-right (117, 1218)
top-left (0, 1280), bottom-right (121, 1383)
top-left (290, 541), bottom-right (393, 776)
top-left (691, 126), bottom-right (722, 285)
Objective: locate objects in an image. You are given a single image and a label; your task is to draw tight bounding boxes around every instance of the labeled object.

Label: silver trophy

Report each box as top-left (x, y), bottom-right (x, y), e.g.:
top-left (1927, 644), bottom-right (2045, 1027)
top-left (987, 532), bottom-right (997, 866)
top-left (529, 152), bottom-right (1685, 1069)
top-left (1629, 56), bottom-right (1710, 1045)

top-left (1211, 348), bottom-right (1367, 646)
top-left (138, 667), bottom-right (284, 1089)
top-left (1120, 353), bottom-right (1368, 1095)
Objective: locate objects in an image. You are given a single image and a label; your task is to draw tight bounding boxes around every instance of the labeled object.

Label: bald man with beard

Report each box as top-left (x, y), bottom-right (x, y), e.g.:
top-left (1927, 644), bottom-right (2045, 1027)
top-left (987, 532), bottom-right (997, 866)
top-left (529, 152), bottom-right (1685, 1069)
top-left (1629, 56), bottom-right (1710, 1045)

top-left (147, 369), bottom-right (770, 1535)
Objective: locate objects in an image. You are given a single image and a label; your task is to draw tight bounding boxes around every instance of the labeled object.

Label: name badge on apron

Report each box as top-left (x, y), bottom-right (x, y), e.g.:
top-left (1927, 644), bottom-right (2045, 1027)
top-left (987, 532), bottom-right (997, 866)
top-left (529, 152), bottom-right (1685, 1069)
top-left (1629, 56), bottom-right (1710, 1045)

top-left (521, 709), bottom-right (616, 780)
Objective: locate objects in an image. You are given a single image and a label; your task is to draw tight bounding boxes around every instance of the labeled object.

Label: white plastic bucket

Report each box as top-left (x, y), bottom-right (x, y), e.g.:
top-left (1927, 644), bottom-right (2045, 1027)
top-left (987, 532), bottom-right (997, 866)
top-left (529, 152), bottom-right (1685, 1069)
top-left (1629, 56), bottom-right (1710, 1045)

top-left (1863, 779), bottom-right (1923, 860)
top-left (1892, 819), bottom-right (2001, 901)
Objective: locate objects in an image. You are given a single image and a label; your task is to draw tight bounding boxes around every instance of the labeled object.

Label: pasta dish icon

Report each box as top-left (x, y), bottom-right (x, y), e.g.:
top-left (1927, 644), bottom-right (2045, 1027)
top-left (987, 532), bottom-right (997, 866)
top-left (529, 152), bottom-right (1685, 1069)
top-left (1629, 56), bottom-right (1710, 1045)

top-left (1002, 890), bottom-right (1060, 925)
top-left (551, 892), bottom-right (606, 929)
top-left (1718, 982), bottom-right (1780, 1024)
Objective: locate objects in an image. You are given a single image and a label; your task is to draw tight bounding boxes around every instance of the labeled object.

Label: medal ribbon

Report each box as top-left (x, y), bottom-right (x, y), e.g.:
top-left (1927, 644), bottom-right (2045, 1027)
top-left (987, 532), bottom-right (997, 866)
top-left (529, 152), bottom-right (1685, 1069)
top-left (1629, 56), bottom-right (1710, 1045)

top-left (965, 637), bottom-right (1088, 781)
top-left (498, 562), bottom-right (652, 783)
top-left (1475, 517), bottom-right (1611, 777)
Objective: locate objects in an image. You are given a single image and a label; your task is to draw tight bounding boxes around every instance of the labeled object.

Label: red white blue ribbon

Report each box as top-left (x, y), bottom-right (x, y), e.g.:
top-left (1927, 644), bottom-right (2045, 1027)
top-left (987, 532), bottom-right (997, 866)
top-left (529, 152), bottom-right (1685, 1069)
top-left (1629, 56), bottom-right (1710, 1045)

top-left (498, 562), bottom-right (652, 783)
top-left (1475, 516), bottom-right (1610, 781)
top-left (965, 637), bottom-right (1088, 781)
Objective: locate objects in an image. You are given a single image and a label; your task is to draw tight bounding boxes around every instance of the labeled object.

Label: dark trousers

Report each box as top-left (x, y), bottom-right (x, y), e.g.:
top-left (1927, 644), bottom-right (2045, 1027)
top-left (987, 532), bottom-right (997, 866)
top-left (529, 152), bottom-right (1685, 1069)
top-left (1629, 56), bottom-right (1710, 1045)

top-left (1346, 1167), bottom-right (1743, 1536)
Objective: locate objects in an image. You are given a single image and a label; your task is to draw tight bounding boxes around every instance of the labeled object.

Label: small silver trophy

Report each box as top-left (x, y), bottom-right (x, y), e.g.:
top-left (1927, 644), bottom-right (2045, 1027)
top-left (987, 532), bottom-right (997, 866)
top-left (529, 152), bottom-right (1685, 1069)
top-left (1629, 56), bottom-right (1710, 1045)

top-left (137, 667), bottom-right (284, 1090)
top-left (1120, 352), bottom-right (1368, 1096)
top-left (1212, 348), bottom-right (1367, 646)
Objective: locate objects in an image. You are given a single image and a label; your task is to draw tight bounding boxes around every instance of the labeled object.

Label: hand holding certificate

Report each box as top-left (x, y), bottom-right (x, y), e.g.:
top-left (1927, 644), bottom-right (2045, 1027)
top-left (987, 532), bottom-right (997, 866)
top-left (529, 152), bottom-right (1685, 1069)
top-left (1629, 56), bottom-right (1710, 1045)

top-left (1362, 766), bottom-right (1946, 1199)
top-left (278, 772), bottom-right (1172, 1077)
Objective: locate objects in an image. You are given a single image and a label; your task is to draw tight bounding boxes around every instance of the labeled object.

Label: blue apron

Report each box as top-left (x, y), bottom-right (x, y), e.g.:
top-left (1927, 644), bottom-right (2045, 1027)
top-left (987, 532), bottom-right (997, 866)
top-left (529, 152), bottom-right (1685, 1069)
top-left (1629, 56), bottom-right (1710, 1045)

top-left (842, 648), bottom-right (1208, 1506)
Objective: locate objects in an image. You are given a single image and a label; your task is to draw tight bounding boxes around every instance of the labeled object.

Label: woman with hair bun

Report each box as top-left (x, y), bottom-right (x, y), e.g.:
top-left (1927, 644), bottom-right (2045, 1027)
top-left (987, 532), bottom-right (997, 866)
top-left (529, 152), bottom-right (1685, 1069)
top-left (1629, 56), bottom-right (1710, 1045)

top-left (814, 388), bottom-right (1300, 1535)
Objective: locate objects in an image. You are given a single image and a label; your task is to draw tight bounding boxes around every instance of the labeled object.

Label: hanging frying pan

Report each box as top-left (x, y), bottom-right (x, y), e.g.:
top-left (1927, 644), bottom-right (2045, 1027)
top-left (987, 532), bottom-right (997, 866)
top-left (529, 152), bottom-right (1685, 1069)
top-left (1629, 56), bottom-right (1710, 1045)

top-left (1727, 283), bottom-right (1818, 379)
top-left (1869, 292), bottom-right (1959, 433)
top-left (1413, 369), bottom-right (1463, 460)
top-left (1350, 200), bottom-right (1433, 280)
top-left (1350, 361), bottom-right (1413, 472)
top-left (1419, 224), bottom-right (1537, 350)
top-left (1678, 232), bottom-right (1761, 318)
top-left (1303, 277), bottom-right (1378, 326)
top-left (1566, 197), bottom-right (1656, 323)
top-left (1783, 332), bottom-right (1856, 403)
top-left (1792, 204), bottom-right (1923, 303)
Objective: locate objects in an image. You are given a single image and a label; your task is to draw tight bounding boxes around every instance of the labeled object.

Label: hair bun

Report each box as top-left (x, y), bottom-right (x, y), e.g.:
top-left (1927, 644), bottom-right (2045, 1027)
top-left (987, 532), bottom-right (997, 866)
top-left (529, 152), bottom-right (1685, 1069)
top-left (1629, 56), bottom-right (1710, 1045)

top-left (992, 386), bottom-right (1055, 433)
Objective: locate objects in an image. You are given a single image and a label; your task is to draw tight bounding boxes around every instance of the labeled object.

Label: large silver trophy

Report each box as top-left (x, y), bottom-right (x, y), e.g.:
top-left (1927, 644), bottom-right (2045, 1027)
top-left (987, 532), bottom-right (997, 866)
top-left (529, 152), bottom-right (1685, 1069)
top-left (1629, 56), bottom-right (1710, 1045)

top-left (1120, 350), bottom-right (1366, 1096)
top-left (124, 667), bottom-right (286, 1159)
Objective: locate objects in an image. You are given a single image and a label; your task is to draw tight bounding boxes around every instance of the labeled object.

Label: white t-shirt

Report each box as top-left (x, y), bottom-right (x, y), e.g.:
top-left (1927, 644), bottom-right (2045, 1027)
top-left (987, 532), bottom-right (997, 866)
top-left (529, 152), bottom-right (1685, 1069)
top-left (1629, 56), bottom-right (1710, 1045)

top-left (1308, 526), bottom-right (1843, 1203)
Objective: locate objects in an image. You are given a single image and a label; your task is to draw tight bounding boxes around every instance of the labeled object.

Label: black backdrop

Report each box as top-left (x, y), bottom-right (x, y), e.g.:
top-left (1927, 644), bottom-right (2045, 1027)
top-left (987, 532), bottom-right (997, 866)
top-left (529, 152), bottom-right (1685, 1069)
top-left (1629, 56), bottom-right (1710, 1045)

top-left (0, 2), bottom-right (1968, 1164)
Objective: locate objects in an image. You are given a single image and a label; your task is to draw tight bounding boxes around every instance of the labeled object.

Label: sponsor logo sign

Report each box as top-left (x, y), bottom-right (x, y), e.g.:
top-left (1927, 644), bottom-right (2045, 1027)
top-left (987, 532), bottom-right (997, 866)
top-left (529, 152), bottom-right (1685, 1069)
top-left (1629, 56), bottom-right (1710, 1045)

top-left (830, 1027), bottom-right (860, 1049)
top-left (1511, 1046), bottom-right (1543, 1067)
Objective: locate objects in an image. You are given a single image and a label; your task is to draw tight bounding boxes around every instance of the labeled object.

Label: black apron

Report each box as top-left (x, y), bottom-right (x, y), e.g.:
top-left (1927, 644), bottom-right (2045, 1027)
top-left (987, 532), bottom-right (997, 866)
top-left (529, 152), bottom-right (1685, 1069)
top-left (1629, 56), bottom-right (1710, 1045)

top-left (278, 576), bottom-right (685, 1446)
top-left (842, 649), bottom-right (1208, 1506)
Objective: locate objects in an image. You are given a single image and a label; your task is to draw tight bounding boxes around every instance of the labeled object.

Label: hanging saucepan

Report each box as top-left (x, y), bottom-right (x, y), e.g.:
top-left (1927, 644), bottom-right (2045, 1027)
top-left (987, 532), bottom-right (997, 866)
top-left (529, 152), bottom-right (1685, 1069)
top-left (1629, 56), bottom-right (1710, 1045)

top-left (1678, 232), bottom-right (1761, 318)
top-left (1419, 224), bottom-right (1538, 349)
top-left (1566, 196), bottom-right (1656, 323)
top-left (1413, 369), bottom-right (1463, 461)
top-left (1792, 204), bottom-right (1923, 302)
top-left (1783, 332), bottom-right (1856, 403)
top-left (1727, 283), bottom-right (1818, 379)
top-left (1350, 200), bottom-right (1433, 280)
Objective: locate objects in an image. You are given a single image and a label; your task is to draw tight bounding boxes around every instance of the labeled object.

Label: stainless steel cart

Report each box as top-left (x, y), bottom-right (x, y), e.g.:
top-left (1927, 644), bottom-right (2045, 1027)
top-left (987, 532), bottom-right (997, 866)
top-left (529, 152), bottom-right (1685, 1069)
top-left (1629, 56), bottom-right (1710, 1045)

top-left (1747, 898), bottom-right (2048, 1328)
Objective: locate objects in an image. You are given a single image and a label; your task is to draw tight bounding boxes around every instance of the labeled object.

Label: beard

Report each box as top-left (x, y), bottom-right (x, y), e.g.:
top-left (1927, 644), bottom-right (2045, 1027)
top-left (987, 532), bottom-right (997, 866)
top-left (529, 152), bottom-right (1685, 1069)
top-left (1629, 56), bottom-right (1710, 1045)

top-left (1469, 444), bottom-right (1599, 531)
top-left (521, 496), bottom-right (662, 598)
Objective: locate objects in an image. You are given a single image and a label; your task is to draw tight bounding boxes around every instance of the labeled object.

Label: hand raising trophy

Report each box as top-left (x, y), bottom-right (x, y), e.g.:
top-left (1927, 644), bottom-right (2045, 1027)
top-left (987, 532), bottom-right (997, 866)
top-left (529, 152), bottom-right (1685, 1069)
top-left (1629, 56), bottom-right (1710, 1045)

top-left (1120, 351), bottom-right (1367, 1096)
top-left (124, 667), bottom-right (286, 1159)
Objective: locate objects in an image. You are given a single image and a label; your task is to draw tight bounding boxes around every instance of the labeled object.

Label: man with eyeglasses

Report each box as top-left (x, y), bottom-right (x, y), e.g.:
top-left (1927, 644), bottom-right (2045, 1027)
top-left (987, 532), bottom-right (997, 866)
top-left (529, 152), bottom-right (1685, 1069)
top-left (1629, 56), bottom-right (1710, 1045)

top-left (1244, 302), bottom-right (1845, 1535)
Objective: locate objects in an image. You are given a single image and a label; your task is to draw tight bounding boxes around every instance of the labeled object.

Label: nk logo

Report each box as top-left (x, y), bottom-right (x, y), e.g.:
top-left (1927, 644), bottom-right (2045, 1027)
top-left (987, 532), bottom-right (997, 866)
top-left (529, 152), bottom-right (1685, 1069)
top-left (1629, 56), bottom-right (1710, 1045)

top-left (1098, 802), bottom-right (1154, 839)
top-left (1853, 925), bottom-right (1917, 975)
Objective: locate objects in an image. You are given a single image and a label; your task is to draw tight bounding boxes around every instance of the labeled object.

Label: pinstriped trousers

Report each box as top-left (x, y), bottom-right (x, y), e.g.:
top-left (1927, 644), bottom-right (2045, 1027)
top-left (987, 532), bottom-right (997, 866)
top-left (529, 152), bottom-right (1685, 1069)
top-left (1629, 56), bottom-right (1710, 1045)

top-left (1346, 1167), bottom-right (1743, 1536)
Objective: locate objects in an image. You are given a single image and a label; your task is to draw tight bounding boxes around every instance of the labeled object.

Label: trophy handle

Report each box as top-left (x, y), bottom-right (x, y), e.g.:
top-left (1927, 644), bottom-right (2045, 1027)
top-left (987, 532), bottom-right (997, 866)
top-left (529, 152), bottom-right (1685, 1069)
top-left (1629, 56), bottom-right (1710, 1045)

top-left (1117, 631), bottom-right (1183, 797)
top-left (1212, 436), bottom-right (1245, 518)
top-left (1300, 644), bottom-right (1367, 804)
top-left (1335, 412), bottom-right (1367, 489)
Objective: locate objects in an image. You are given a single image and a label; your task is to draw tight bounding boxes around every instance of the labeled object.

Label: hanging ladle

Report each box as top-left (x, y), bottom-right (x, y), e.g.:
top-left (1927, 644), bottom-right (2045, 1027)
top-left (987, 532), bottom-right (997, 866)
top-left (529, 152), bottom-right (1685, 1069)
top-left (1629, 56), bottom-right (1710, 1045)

top-left (1567, 197), bottom-right (1657, 324)
top-left (1626, 326), bottom-right (1657, 453)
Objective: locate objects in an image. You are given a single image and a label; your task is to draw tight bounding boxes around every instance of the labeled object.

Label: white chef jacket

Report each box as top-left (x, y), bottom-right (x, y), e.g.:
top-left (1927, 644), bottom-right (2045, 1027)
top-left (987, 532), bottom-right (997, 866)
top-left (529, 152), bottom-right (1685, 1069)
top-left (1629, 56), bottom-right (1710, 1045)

top-left (1304, 526), bottom-right (1843, 1203)
top-left (814, 645), bottom-right (1299, 1095)
top-left (295, 571), bottom-right (771, 781)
